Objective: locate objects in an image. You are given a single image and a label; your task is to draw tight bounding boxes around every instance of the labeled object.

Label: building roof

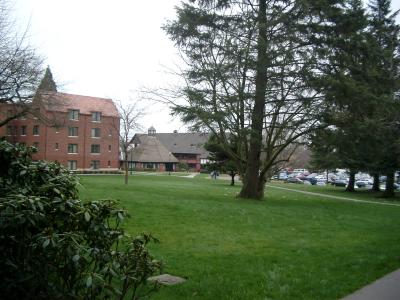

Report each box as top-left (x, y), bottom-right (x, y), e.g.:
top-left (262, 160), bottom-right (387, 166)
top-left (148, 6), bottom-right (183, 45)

top-left (129, 135), bottom-right (179, 163)
top-left (155, 132), bottom-right (210, 158)
top-left (38, 92), bottom-right (119, 118)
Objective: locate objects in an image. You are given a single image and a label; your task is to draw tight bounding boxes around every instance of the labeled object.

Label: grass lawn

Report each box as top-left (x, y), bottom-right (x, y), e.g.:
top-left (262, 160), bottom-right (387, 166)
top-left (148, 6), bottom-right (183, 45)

top-left (268, 180), bottom-right (400, 203)
top-left (79, 174), bottom-right (400, 300)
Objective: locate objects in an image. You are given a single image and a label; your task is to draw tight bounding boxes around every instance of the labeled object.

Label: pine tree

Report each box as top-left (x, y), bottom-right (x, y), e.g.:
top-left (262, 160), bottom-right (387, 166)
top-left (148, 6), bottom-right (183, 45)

top-left (309, 0), bottom-right (372, 192)
top-left (38, 66), bottom-right (57, 92)
top-left (367, 0), bottom-right (400, 197)
top-left (165, 0), bottom-right (323, 199)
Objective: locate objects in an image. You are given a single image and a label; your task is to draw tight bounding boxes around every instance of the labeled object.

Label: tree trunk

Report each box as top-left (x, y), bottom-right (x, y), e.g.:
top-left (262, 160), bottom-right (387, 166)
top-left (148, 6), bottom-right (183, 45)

top-left (124, 150), bottom-right (128, 185)
top-left (230, 171), bottom-right (235, 186)
top-left (372, 173), bottom-right (380, 192)
top-left (383, 172), bottom-right (395, 198)
top-left (238, 0), bottom-right (267, 200)
top-left (346, 170), bottom-right (356, 192)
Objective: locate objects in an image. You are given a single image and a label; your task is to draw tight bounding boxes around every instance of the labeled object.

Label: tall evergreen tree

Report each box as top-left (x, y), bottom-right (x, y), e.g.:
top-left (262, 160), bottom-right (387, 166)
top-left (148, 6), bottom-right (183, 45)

top-left (309, 0), bottom-right (385, 192)
top-left (37, 66), bottom-right (57, 92)
top-left (367, 0), bottom-right (400, 197)
top-left (165, 0), bottom-right (324, 199)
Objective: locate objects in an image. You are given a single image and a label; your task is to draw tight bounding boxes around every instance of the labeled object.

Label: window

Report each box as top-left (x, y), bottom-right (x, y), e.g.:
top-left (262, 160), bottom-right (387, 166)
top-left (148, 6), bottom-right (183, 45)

top-left (21, 126), bottom-right (27, 136)
top-left (108, 160), bottom-right (111, 167)
top-left (68, 144), bottom-right (78, 154)
top-left (92, 111), bottom-right (101, 122)
top-left (55, 143), bottom-right (59, 150)
top-left (6, 125), bottom-right (13, 136)
top-left (91, 160), bottom-right (100, 169)
top-left (91, 144), bottom-right (100, 154)
top-left (33, 142), bottom-right (39, 151)
top-left (91, 128), bottom-right (101, 138)
top-left (145, 163), bottom-right (157, 169)
top-left (108, 145), bottom-right (111, 151)
top-left (69, 109), bottom-right (79, 120)
top-left (68, 161), bottom-right (77, 170)
top-left (108, 129), bottom-right (112, 136)
top-left (33, 125), bottom-right (39, 136)
top-left (68, 127), bottom-right (79, 136)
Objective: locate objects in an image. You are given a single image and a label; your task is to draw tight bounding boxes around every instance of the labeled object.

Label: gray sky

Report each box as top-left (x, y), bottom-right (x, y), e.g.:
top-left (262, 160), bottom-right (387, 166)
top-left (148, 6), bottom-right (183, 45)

top-left (14, 0), bottom-right (400, 134)
top-left (15, 0), bottom-right (184, 133)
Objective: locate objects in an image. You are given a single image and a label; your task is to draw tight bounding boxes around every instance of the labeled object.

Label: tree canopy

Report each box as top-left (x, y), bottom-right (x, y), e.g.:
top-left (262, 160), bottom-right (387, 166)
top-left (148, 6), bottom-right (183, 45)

top-left (164, 0), bottom-right (325, 199)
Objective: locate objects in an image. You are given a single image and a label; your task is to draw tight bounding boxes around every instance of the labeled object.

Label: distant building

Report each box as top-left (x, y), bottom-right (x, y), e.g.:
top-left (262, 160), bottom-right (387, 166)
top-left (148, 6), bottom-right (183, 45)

top-left (129, 127), bottom-right (210, 172)
top-left (0, 91), bottom-right (120, 171)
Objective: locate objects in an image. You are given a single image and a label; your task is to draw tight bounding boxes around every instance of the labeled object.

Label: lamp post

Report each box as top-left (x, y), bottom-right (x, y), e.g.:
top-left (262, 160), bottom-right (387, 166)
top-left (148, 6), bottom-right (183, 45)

top-left (168, 152), bottom-right (171, 175)
top-left (130, 149), bottom-right (133, 175)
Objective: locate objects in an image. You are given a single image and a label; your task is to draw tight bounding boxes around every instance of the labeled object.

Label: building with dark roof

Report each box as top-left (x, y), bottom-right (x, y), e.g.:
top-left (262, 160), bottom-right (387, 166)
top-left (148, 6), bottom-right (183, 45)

top-left (127, 134), bottom-right (179, 171)
top-left (0, 91), bottom-right (120, 171)
top-left (129, 127), bottom-right (210, 172)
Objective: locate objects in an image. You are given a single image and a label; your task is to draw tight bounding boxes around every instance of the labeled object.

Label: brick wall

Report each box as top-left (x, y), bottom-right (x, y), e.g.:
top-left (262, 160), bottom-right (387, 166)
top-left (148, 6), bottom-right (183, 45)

top-left (0, 108), bottom-right (120, 170)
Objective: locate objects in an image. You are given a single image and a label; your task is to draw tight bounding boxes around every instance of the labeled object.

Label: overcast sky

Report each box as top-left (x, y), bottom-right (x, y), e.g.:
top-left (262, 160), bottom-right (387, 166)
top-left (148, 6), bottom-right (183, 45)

top-left (13, 0), bottom-right (400, 134)
top-left (14, 0), bottom-right (184, 133)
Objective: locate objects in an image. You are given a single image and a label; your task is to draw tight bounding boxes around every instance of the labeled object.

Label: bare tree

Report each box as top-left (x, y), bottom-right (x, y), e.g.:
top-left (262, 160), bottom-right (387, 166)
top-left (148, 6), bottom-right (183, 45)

top-left (0, 0), bottom-right (43, 127)
top-left (113, 99), bottom-right (145, 184)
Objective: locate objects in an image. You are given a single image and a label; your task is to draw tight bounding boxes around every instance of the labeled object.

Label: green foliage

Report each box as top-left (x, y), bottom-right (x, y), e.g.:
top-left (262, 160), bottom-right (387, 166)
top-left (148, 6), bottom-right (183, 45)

top-left (204, 135), bottom-right (239, 185)
top-left (310, 0), bottom-right (400, 197)
top-left (0, 141), bottom-right (161, 299)
top-left (164, 0), bottom-right (323, 199)
top-left (177, 162), bottom-right (189, 171)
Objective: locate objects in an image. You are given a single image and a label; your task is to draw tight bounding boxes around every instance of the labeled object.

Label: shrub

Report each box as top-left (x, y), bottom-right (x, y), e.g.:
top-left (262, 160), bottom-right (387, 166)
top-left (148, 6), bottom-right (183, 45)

top-left (177, 162), bottom-right (189, 172)
top-left (0, 141), bottom-right (161, 299)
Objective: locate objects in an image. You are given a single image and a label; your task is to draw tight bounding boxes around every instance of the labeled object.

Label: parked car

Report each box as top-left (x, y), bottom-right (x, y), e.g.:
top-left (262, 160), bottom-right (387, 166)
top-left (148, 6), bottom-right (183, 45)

top-left (380, 183), bottom-right (400, 191)
top-left (355, 180), bottom-right (372, 188)
top-left (333, 178), bottom-right (348, 187)
top-left (284, 177), bottom-right (304, 184)
top-left (278, 172), bottom-right (288, 180)
top-left (304, 177), bottom-right (317, 185)
top-left (293, 169), bottom-right (308, 174)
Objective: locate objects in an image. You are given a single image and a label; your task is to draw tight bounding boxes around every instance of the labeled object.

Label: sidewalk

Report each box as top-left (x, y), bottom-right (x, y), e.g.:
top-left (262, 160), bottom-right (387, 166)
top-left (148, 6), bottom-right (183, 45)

top-left (341, 269), bottom-right (400, 300)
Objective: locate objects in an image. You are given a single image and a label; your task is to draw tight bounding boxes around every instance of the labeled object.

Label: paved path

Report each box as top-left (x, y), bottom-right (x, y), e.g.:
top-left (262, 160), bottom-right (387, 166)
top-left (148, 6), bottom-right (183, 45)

top-left (266, 185), bottom-right (400, 207)
top-left (340, 269), bottom-right (400, 300)
top-left (131, 171), bottom-right (198, 178)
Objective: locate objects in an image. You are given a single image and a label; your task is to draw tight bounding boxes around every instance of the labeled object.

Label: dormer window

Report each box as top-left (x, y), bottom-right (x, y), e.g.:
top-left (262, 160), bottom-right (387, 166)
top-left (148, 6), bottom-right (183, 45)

top-left (69, 109), bottom-right (79, 120)
top-left (92, 111), bottom-right (101, 122)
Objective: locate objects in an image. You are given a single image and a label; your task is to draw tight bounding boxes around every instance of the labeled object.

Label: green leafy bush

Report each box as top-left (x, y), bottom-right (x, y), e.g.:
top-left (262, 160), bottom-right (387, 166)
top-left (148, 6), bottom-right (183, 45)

top-left (0, 141), bottom-right (161, 299)
top-left (177, 162), bottom-right (189, 172)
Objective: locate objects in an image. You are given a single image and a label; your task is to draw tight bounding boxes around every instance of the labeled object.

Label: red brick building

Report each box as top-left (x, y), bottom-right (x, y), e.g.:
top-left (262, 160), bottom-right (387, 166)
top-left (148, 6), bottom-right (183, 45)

top-left (0, 92), bottom-right (120, 171)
